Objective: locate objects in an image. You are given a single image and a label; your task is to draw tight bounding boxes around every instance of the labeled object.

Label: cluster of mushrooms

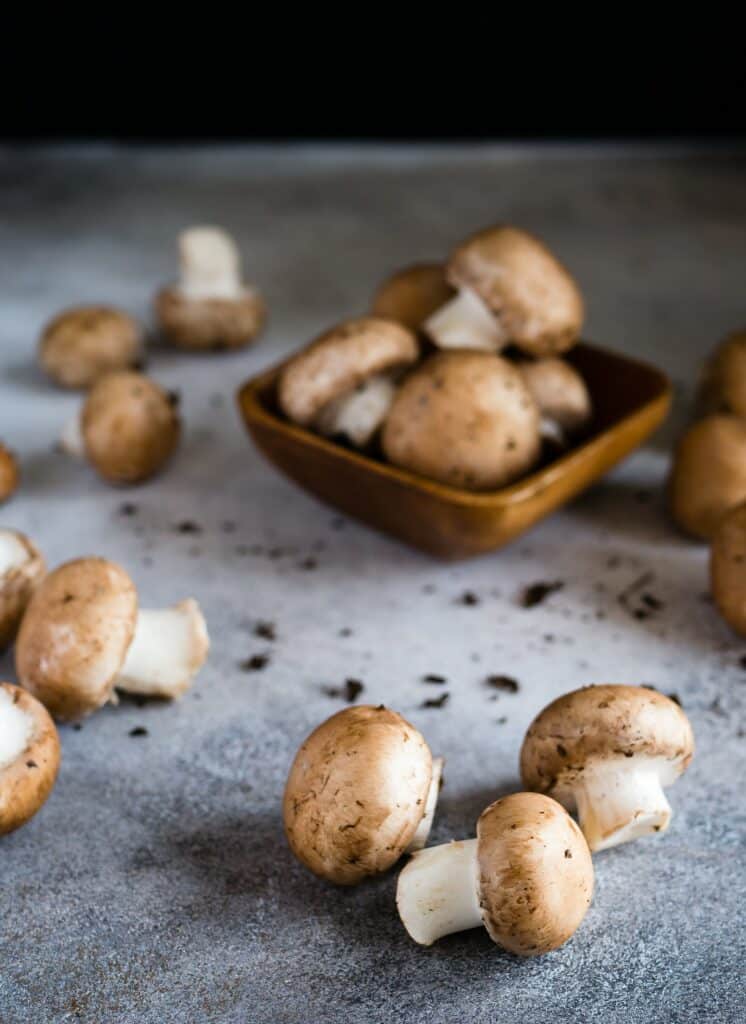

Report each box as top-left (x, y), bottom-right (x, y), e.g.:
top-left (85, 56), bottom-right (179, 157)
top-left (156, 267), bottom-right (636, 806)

top-left (278, 225), bottom-right (592, 491)
top-left (669, 329), bottom-right (746, 636)
top-left (284, 686), bottom-right (693, 955)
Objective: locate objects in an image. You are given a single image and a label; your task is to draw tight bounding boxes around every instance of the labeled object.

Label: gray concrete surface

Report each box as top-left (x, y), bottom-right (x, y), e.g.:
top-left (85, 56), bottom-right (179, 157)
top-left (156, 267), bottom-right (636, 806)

top-left (0, 144), bottom-right (745, 1023)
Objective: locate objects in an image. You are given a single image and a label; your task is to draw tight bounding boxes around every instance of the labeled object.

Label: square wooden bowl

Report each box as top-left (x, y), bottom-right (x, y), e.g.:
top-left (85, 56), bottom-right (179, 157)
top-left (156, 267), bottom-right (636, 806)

top-left (237, 342), bottom-right (671, 560)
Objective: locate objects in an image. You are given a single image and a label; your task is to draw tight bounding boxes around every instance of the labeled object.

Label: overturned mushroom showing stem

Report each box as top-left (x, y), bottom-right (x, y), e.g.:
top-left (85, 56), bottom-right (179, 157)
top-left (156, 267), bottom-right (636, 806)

top-left (38, 305), bottom-right (144, 390)
top-left (517, 357), bottom-right (592, 447)
top-left (283, 705), bottom-right (443, 884)
top-left (15, 557), bottom-right (209, 721)
top-left (0, 682), bottom-right (60, 836)
top-left (0, 529), bottom-right (46, 652)
top-left (156, 226), bottom-right (266, 351)
top-left (397, 792), bottom-right (593, 954)
top-left (370, 264), bottom-right (455, 332)
top-left (424, 225), bottom-right (584, 357)
top-left (520, 685), bottom-right (694, 852)
top-left (0, 444), bottom-right (19, 504)
top-left (278, 318), bottom-right (419, 449)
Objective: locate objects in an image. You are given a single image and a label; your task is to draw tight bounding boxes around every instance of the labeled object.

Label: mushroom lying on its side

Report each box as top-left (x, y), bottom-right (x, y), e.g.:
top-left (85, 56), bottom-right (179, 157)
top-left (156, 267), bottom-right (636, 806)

top-left (710, 500), bottom-right (746, 635)
top-left (278, 318), bottom-right (419, 448)
top-left (16, 557), bottom-right (209, 721)
top-left (424, 226), bottom-right (584, 357)
top-left (382, 351), bottom-right (541, 490)
top-left (517, 357), bottom-right (592, 446)
top-left (520, 685), bottom-right (694, 852)
top-left (0, 529), bottom-right (45, 652)
top-left (283, 705), bottom-right (443, 885)
top-left (697, 329), bottom-right (746, 417)
top-left (397, 792), bottom-right (593, 954)
top-left (0, 444), bottom-right (19, 504)
top-left (156, 227), bottom-right (266, 351)
top-left (370, 264), bottom-right (455, 332)
top-left (0, 682), bottom-right (60, 836)
top-left (39, 305), bottom-right (144, 389)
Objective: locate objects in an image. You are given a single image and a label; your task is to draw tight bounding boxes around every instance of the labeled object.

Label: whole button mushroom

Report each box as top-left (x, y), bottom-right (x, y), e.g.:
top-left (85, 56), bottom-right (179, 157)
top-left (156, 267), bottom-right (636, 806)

top-left (382, 351), bottom-right (541, 490)
top-left (710, 500), bottom-right (746, 635)
top-left (698, 329), bottom-right (746, 416)
top-left (397, 792), bottom-right (593, 954)
top-left (156, 226), bottom-right (266, 351)
top-left (518, 357), bottom-right (592, 446)
top-left (39, 306), bottom-right (144, 389)
top-left (0, 444), bottom-right (19, 504)
top-left (668, 414), bottom-right (746, 540)
top-left (424, 225), bottom-right (584, 357)
top-left (16, 557), bottom-right (209, 721)
top-left (0, 529), bottom-right (46, 652)
top-left (0, 682), bottom-right (60, 836)
top-left (520, 685), bottom-right (694, 852)
top-left (283, 705), bottom-right (444, 885)
top-left (278, 318), bottom-right (420, 448)
top-left (370, 264), bottom-right (455, 332)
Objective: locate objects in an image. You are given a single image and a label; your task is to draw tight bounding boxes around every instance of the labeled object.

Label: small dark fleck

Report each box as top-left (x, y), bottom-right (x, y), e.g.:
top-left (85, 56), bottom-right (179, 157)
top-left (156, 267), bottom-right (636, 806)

top-left (422, 584), bottom-right (437, 595)
top-left (338, 627), bottom-right (353, 638)
top-left (496, 716), bottom-right (507, 725)
top-left (323, 678), bottom-right (364, 702)
top-left (641, 593), bottom-right (663, 611)
top-left (72, 723), bottom-right (82, 731)
top-left (26, 760), bottom-right (38, 769)
top-left (423, 673), bottom-right (446, 684)
top-left (254, 621), bottom-right (276, 642)
top-left (739, 655), bottom-right (746, 671)
top-left (709, 697), bottom-right (727, 717)
top-left (486, 675), bottom-right (520, 694)
top-left (62, 593), bottom-right (74, 604)
top-left (458, 591), bottom-right (480, 607)
top-left (623, 750), bottom-right (634, 758)
top-left (175, 521), bottom-right (202, 535)
top-left (422, 693), bottom-right (450, 709)
top-left (119, 502), bottom-right (138, 517)
top-left (556, 743), bottom-right (568, 757)
top-left (564, 849), bottom-right (572, 858)
top-left (129, 727), bottom-right (148, 738)
top-left (299, 557), bottom-right (318, 571)
top-left (167, 390), bottom-right (181, 408)
top-left (240, 654), bottom-right (270, 672)
top-left (521, 581), bottom-right (564, 608)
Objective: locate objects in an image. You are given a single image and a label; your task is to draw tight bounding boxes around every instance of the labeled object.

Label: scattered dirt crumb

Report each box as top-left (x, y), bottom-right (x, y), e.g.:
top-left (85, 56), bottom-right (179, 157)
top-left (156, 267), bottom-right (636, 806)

top-left (486, 675), bottom-right (520, 693)
top-left (240, 654), bottom-right (270, 672)
top-left (119, 502), bottom-right (138, 517)
top-left (175, 520), bottom-right (202, 535)
top-left (423, 673), bottom-right (446, 684)
top-left (129, 726), bottom-right (148, 738)
top-left (521, 581), bottom-right (564, 608)
top-left (323, 679), bottom-right (364, 702)
top-left (299, 557), bottom-right (318, 571)
top-left (496, 716), bottom-right (507, 725)
top-left (422, 693), bottom-right (450, 709)
top-left (339, 627), bottom-right (353, 638)
top-left (458, 591), bottom-right (480, 606)
top-left (254, 621), bottom-right (276, 642)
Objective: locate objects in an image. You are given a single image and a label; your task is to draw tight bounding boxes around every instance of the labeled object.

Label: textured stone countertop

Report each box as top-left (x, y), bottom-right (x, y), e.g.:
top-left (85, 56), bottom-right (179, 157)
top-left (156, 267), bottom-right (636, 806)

top-left (1, 144), bottom-right (745, 1023)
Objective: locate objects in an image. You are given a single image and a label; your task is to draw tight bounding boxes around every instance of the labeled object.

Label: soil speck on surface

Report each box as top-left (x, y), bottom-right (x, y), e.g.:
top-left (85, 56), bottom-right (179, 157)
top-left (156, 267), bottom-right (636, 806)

top-left (175, 520), bottom-right (202, 535)
top-left (458, 591), bottom-right (480, 606)
top-left (240, 654), bottom-right (270, 672)
top-left (486, 674), bottom-right (520, 693)
top-left (520, 581), bottom-right (564, 608)
top-left (323, 679), bottom-right (364, 702)
top-left (254, 621), bottom-right (276, 642)
top-left (423, 674), bottom-right (446, 684)
top-left (422, 693), bottom-right (449, 709)
top-left (129, 726), bottom-right (148, 738)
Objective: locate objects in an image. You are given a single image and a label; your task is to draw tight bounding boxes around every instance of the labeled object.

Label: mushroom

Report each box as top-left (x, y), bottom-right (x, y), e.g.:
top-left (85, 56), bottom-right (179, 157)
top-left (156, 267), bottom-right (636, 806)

top-left (155, 226), bottom-right (266, 351)
top-left (424, 225), bottom-right (584, 357)
top-left (283, 704), bottom-right (443, 884)
top-left (278, 318), bottom-right (419, 448)
top-left (517, 357), bottom-right (592, 446)
top-left (668, 414), bottom-right (746, 540)
top-left (370, 263), bottom-right (455, 332)
top-left (62, 371), bottom-right (181, 484)
top-left (38, 305), bottom-right (144, 389)
top-left (0, 444), bottom-right (19, 504)
top-left (0, 682), bottom-right (60, 836)
top-left (15, 557), bottom-right (209, 721)
top-left (710, 500), bottom-right (746, 635)
top-left (697, 329), bottom-right (746, 416)
top-left (381, 350), bottom-right (541, 490)
top-left (397, 792), bottom-right (593, 953)
top-left (520, 685), bottom-right (694, 852)
top-left (0, 529), bottom-right (45, 652)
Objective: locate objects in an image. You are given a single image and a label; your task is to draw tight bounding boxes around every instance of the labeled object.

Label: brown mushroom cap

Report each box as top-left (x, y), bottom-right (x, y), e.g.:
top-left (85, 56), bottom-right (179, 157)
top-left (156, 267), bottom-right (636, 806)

top-left (283, 704), bottom-right (433, 885)
top-left (370, 264), bottom-right (455, 331)
top-left (0, 682), bottom-right (60, 836)
top-left (446, 226), bottom-right (584, 357)
top-left (711, 500), bottom-right (746, 635)
top-left (39, 306), bottom-right (143, 390)
top-left (0, 530), bottom-right (46, 652)
top-left (155, 286), bottom-right (266, 351)
top-left (520, 685), bottom-right (694, 799)
top-left (278, 318), bottom-right (419, 427)
top-left (477, 792), bottom-right (593, 956)
top-left (668, 414), bottom-right (746, 540)
top-left (0, 444), bottom-right (19, 504)
top-left (381, 350), bottom-right (541, 490)
top-left (517, 357), bottom-right (592, 434)
top-left (15, 557), bottom-right (137, 721)
top-left (698, 330), bottom-right (746, 416)
top-left (81, 371), bottom-right (180, 484)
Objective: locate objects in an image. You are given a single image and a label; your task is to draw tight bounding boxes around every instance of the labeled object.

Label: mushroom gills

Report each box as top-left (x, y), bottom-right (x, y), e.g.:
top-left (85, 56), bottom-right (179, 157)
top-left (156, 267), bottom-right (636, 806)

top-left (397, 839), bottom-right (481, 946)
top-left (59, 410), bottom-right (84, 457)
top-left (0, 531), bottom-right (30, 576)
top-left (179, 227), bottom-right (243, 301)
top-left (0, 687), bottom-right (32, 769)
top-left (407, 756), bottom-right (444, 851)
top-left (315, 371), bottom-right (400, 447)
top-left (571, 759), bottom-right (673, 852)
top-left (424, 288), bottom-right (506, 352)
top-left (116, 599), bottom-right (209, 699)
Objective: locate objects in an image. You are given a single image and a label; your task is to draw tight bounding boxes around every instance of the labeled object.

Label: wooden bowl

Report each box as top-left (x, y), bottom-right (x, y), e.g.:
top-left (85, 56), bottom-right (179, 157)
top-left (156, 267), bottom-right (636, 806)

top-left (237, 342), bottom-right (671, 560)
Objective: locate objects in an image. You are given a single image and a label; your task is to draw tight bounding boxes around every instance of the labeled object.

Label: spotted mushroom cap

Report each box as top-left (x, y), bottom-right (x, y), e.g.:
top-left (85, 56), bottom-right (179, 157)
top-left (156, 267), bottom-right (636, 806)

top-left (0, 530), bottom-right (46, 652)
top-left (0, 682), bottom-right (61, 836)
top-left (39, 306), bottom-right (143, 389)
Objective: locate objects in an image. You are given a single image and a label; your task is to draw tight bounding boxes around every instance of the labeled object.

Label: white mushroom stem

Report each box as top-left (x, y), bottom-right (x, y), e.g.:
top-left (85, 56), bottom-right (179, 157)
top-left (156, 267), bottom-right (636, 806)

top-left (0, 530), bottom-right (30, 576)
top-left (59, 411), bottom-right (84, 457)
top-left (397, 838), bottom-right (481, 946)
top-left (115, 599), bottom-right (209, 699)
top-left (179, 227), bottom-right (243, 301)
top-left (0, 688), bottom-right (32, 770)
top-left (424, 287), bottom-right (506, 352)
top-left (315, 371), bottom-right (399, 447)
top-left (539, 415), bottom-right (568, 448)
top-left (408, 756), bottom-right (444, 852)
top-left (571, 760), bottom-right (672, 852)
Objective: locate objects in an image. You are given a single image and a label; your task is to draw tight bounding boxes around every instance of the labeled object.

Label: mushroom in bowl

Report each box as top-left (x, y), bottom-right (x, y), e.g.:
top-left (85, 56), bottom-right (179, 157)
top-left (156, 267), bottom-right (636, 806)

top-left (0, 682), bottom-right (60, 836)
top-left (0, 529), bottom-right (45, 652)
top-left (371, 264), bottom-right (454, 333)
top-left (0, 444), bottom-right (19, 504)
top-left (517, 357), bottom-right (592, 447)
top-left (39, 305), bottom-right (144, 389)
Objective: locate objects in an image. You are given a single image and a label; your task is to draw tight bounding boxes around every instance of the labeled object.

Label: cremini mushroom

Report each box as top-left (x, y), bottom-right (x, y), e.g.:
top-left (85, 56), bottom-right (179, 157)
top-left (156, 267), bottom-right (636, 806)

top-left (697, 329), bottom-right (746, 416)
top-left (283, 704), bottom-right (443, 885)
top-left (397, 792), bottom-right (593, 953)
top-left (382, 350), bottom-right (541, 490)
top-left (0, 682), bottom-right (60, 836)
top-left (62, 371), bottom-right (181, 484)
top-left (370, 264), bottom-right (455, 332)
top-left (38, 305), bottom-right (143, 389)
top-left (0, 444), bottom-right (19, 504)
top-left (668, 414), bottom-right (746, 540)
top-left (710, 500), bottom-right (746, 635)
top-left (155, 226), bottom-right (266, 351)
top-left (518, 357), bottom-right (592, 446)
top-left (520, 685), bottom-right (694, 852)
top-left (15, 557), bottom-right (209, 721)
top-left (278, 318), bottom-right (419, 448)
top-left (424, 225), bottom-right (584, 357)
top-left (0, 529), bottom-right (45, 652)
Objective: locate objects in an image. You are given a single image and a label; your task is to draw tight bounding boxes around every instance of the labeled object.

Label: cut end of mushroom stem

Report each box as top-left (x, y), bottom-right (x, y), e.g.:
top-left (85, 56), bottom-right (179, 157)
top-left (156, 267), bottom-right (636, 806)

top-left (116, 599), bottom-right (209, 699)
top-left (407, 756), bottom-right (444, 852)
top-left (397, 838), bottom-right (481, 946)
top-left (572, 760), bottom-right (672, 852)
top-left (424, 288), bottom-right (505, 352)
top-left (179, 227), bottom-right (242, 301)
top-left (0, 687), bottom-right (33, 770)
top-left (59, 411), bottom-right (84, 457)
top-left (315, 371), bottom-right (399, 448)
